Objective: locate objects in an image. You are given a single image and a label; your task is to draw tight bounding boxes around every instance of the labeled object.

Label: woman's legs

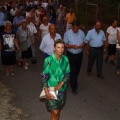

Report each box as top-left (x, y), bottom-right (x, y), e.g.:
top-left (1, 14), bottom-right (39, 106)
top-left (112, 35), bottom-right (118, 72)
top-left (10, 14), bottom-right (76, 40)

top-left (50, 110), bottom-right (60, 120)
top-left (5, 65), bottom-right (14, 76)
top-left (24, 58), bottom-right (28, 69)
top-left (9, 65), bottom-right (14, 75)
top-left (5, 66), bottom-right (9, 76)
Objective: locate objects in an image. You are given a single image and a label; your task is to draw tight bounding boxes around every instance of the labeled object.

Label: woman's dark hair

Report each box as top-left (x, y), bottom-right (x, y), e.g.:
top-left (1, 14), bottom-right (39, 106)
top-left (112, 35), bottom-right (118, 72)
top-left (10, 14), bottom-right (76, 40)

top-left (54, 39), bottom-right (65, 47)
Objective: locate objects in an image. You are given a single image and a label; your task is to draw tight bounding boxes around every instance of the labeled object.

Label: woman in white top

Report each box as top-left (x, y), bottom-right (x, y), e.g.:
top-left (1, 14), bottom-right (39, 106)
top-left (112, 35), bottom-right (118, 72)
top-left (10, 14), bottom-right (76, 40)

top-left (35, 5), bottom-right (41, 27)
top-left (39, 17), bottom-right (51, 39)
top-left (116, 28), bottom-right (120, 75)
top-left (105, 19), bottom-right (118, 65)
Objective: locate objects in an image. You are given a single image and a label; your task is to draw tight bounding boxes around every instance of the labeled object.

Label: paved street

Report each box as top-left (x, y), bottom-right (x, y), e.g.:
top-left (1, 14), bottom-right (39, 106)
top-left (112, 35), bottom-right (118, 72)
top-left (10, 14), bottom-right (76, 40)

top-left (0, 40), bottom-right (120, 120)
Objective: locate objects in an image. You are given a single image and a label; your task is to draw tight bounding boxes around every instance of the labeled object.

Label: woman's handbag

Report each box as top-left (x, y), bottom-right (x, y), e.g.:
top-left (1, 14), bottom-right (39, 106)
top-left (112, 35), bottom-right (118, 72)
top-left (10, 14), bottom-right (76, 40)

top-left (39, 87), bottom-right (58, 100)
top-left (3, 44), bottom-right (10, 50)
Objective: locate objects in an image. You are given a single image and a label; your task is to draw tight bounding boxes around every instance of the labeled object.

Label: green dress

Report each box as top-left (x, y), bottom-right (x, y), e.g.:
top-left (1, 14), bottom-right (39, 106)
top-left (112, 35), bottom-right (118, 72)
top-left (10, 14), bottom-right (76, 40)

top-left (42, 53), bottom-right (70, 110)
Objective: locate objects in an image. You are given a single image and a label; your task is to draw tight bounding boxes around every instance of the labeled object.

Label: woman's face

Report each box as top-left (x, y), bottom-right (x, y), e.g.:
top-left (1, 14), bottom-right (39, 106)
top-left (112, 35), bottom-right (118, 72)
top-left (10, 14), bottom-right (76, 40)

top-left (44, 20), bottom-right (48, 24)
top-left (54, 43), bottom-right (64, 56)
top-left (22, 22), bottom-right (27, 29)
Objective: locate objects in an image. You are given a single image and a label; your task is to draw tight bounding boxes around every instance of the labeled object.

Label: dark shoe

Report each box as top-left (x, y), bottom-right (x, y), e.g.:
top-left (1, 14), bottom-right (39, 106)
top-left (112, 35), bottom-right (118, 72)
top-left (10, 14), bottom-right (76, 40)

top-left (110, 60), bottom-right (116, 65)
top-left (97, 75), bottom-right (104, 79)
top-left (87, 72), bottom-right (91, 76)
top-left (72, 90), bottom-right (77, 95)
top-left (105, 56), bottom-right (109, 63)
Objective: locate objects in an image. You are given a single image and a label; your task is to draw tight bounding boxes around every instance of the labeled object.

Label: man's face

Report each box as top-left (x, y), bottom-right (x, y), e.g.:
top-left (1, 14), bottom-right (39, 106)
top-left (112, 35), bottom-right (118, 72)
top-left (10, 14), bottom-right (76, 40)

top-left (72, 25), bottom-right (79, 33)
top-left (49, 25), bottom-right (56, 35)
top-left (69, 9), bottom-right (73, 14)
top-left (95, 22), bottom-right (101, 31)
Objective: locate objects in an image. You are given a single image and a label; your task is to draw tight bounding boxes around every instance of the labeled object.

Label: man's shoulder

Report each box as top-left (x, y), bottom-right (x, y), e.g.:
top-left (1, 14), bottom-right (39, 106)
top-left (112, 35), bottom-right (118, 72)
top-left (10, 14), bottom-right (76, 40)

top-left (78, 29), bottom-right (85, 34)
top-left (65, 29), bottom-right (72, 34)
top-left (56, 33), bottom-right (61, 37)
top-left (43, 33), bottom-right (50, 39)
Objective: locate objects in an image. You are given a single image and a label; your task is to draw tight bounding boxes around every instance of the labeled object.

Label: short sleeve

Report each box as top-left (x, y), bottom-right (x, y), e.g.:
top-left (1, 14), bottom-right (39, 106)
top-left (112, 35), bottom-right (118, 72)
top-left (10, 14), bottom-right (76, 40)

top-left (63, 31), bottom-right (69, 44)
top-left (102, 31), bottom-right (106, 41)
top-left (106, 27), bottom-right (110, 33)
top-left (85, 31), bottom-right (91, 42)
top-left (39, 24), bottom-right (43, 30)
top-left (33, 26), bottom-right (37, 34)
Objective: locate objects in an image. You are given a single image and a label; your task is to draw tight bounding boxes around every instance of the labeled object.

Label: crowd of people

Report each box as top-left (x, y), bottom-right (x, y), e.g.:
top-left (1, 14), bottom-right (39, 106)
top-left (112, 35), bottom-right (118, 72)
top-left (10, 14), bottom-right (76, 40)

top-left (0, 0), bottom-right (120, 120)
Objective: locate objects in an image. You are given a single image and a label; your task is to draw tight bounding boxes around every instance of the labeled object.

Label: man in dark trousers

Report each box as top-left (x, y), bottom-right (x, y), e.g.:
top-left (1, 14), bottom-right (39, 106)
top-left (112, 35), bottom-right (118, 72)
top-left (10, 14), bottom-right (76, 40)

top-left (85, 20), bottom-right (106, 79)
top-left (63, 20), bottom-right (85, 94)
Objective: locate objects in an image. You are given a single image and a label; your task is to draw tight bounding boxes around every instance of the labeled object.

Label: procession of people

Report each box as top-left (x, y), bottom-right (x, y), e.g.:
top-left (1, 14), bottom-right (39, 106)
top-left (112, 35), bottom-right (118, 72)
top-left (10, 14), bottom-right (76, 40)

top-left (0, 0), bottom-right (120, 120)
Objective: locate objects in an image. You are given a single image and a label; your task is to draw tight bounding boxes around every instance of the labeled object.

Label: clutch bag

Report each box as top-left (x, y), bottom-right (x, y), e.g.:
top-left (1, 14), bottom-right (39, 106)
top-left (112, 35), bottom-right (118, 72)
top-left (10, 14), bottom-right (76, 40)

top-left (39, 87), bottom-right (58, 100)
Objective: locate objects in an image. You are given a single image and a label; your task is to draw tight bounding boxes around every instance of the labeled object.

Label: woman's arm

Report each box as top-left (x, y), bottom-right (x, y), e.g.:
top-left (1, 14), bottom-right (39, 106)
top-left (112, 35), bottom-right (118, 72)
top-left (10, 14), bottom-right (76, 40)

top-left (14, 38), bottom-right (20, 52)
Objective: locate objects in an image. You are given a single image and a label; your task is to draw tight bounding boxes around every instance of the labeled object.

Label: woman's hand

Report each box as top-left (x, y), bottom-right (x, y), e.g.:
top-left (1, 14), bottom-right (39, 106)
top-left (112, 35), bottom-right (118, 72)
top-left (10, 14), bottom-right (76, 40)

top-left (54, 81), bottom-right (64, 91)
top-left (44, 88), bottom-right (55, 100)
top-left (46, 93), bottom-right (55, 100)
top-left (17, 47), bottom-right (20, 52)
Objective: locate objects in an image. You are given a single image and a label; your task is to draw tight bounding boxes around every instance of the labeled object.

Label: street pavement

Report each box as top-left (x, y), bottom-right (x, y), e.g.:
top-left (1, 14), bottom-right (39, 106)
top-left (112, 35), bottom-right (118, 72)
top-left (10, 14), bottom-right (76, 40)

top-left (0, 40), bottom-right (120, 120)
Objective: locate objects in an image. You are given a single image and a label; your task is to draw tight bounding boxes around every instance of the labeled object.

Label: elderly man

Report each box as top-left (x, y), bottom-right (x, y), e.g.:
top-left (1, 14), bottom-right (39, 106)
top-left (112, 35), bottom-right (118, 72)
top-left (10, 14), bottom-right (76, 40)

top-left (39, 24), bottom-right (61, 58)
top-left (64, 20), bottom-right (85, 94)
top-left (85, 21), bottom-right (106, 79)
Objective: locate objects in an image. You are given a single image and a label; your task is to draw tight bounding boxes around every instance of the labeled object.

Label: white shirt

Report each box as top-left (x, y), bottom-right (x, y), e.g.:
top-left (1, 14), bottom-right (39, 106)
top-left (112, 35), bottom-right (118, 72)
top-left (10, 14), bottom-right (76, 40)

top-left (107, 26), bottom-right (117, 44)
top-left (34, 0), bottom-right (39, 5)
top-left (27, 22), bottom-right (37, 41)
top-left (39, 23), bottom-right (51, 39)
top-left (42, 2), bottom-right (48, 9)
top-left (40, 33), bottom-right (62, 55)
top-left (27, 22), bottom-right (37, 35)
top-left (10, 8), bottom-right (18, 16)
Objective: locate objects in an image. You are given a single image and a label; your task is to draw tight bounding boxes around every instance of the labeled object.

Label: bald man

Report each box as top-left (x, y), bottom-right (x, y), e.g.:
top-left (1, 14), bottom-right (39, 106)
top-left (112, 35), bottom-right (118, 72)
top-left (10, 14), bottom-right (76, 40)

top-left (39, 24), bottom-right (62, 58)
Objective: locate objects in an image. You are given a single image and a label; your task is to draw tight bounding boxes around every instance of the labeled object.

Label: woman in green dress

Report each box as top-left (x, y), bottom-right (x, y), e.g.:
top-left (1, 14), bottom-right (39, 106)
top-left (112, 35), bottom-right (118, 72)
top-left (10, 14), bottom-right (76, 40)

top-left (42, 39), bottom-right (70, 120)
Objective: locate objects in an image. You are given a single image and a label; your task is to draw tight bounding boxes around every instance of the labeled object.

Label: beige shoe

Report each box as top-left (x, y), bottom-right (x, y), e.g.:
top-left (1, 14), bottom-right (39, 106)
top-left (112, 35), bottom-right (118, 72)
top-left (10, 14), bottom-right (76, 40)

top-left (117, 71), bottom-right (120, 75)
top-left (24, 66), bottom-right (28, 70)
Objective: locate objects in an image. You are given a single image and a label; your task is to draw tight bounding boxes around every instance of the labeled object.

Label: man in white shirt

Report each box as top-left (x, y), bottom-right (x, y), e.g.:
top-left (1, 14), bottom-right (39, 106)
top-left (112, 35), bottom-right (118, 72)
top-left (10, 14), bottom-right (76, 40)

top-left (105, 19), bottom-right (118, 65)
top-left (39, 24), bottom-right (61, 58)
top-left (26, 16), bottom-right (37, 58)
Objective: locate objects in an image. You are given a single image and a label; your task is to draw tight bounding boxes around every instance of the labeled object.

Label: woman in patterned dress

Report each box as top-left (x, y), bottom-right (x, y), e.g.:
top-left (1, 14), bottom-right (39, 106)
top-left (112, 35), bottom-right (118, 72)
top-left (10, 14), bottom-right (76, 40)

top-left (42, 40), bottom-right (70, 120)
